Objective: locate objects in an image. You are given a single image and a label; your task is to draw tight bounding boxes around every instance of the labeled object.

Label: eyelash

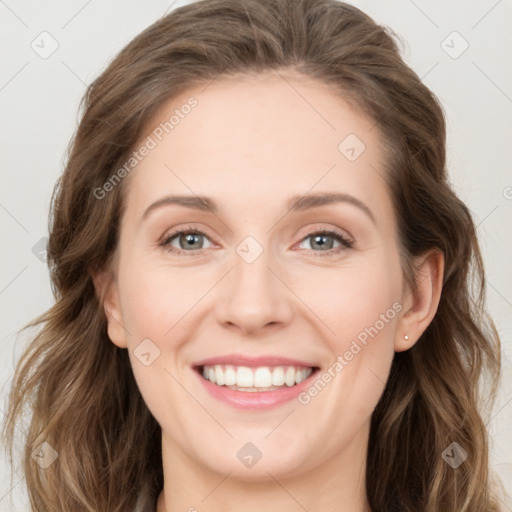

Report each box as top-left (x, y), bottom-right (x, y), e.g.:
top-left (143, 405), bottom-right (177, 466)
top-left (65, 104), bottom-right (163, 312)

top-left (159, 224), bottom-right (354, 257)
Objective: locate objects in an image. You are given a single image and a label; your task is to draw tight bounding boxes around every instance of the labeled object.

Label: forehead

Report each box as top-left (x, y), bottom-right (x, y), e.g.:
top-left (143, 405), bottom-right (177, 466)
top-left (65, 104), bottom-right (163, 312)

top-left (122, 71), bottom-right (391, 222)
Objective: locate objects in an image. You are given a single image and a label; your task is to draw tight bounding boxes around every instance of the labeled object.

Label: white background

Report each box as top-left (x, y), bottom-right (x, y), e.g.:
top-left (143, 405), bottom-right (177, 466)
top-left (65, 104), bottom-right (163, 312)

top-left (1, 0), bottom-right (511, 509)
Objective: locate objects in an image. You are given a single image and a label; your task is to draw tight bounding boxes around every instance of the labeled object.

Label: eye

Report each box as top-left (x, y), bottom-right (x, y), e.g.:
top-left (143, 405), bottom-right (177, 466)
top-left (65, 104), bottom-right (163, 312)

top-left (159, 225), bottom-right (353, 257)
top-left (160, 226), bottom-right (213, 255)
top-left (298, 228), bottom-right (353, 256)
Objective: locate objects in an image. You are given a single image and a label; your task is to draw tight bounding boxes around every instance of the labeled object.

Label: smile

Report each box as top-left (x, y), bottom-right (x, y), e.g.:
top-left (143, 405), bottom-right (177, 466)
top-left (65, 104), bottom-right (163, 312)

top-left (193, 361), bottom-right (320, 409)
top-left (200, 364), bottom-right (314, 391)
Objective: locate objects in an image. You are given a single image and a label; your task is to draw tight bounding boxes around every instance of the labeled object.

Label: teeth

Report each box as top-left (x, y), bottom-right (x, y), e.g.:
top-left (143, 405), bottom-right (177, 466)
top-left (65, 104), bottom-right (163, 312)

top-left (215, 365), bottom-right (224, 386)
top-left (296, 368), bottom-right (309, 385)
top-left (285, 367), bottom-right (296, 387)
top-left (272, 367), bottom-right (285, 386)
top-left (236, 366), bottom-right (254, 387)
top-left (200, 364), bottom-right (313, 390)
top-left (224, 366), bottom-right (237, 386)
top-left (254, 367), bottom-right (272, 387)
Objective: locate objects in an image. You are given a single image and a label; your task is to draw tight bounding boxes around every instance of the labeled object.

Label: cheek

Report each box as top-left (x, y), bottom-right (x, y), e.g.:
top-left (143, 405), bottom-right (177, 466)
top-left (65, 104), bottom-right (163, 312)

top-left (117, 259), bottom-right (200, 431)
top-left (293, 258), bottom-right (402, 350)
top-left (117, 254), bottom-right (211, 342)
top-left (294, 258), bottom-right (401, 411)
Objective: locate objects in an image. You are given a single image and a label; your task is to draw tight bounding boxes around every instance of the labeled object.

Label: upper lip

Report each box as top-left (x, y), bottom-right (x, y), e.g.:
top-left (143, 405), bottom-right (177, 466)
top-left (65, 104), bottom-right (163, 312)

top-left (193, 354), bottom-right (318, 368)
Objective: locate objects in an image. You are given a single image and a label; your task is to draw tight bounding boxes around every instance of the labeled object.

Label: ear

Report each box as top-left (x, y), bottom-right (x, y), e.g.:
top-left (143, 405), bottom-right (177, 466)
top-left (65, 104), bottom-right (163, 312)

top-left (395, 249), bottom-right (444, 352)
top-left (91, 270), bottom-right (128, 349)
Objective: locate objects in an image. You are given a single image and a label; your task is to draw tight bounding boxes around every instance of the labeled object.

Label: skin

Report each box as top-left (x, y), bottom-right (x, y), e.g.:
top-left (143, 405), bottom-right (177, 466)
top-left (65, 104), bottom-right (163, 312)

top-left (93, 70), bottom-right (444, 512)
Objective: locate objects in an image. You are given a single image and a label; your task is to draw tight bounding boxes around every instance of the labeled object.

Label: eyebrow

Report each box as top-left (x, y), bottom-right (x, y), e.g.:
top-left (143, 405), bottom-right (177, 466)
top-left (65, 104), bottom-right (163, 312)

top-left (142, 192), bottom-right (376, 225)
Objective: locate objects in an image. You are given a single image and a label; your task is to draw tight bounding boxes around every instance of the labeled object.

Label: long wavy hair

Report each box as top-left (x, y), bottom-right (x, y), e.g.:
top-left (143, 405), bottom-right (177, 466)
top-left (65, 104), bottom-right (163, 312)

top-left (1, 0), bottom-right (504, 510)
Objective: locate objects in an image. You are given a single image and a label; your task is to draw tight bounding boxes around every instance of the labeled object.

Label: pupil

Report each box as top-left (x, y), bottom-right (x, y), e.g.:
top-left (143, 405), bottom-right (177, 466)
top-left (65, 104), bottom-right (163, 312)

top-left (313, 234), bottom-right (332, 250)
top-left (183, 233), bottom-right (201, 249)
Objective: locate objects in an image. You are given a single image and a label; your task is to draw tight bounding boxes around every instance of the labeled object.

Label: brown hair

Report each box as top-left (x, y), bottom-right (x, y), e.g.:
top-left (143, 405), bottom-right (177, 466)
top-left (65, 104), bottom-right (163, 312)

top-left (2, 0), bottom-right (504, 510)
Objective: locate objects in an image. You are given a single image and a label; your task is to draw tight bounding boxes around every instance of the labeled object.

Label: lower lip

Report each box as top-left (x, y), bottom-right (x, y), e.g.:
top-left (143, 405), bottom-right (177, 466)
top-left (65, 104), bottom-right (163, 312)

top-left (194, 368), bottom-right (318, 410)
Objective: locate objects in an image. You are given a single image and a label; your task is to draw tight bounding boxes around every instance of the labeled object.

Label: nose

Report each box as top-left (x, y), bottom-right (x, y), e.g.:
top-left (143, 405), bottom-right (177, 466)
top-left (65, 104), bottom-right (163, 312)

top-left (215, 240), bottom-right (294, 336)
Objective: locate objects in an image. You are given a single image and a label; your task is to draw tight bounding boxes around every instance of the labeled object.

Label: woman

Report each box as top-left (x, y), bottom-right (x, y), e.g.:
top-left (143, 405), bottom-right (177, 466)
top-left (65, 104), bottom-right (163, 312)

top-left (2, 0), bottom-right (506, 510)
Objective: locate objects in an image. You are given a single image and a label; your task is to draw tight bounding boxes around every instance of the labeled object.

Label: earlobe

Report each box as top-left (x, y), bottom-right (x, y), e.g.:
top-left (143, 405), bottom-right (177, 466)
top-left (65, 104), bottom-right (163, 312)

top-left (395, 249), bottom-right (444, 352)
top-left (91, 270), bottom-right (128, 349)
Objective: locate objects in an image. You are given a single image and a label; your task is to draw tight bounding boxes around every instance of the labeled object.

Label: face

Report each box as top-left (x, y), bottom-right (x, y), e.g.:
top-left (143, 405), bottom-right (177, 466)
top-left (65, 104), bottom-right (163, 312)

top-left (101, 71), bottom-right (414, 481)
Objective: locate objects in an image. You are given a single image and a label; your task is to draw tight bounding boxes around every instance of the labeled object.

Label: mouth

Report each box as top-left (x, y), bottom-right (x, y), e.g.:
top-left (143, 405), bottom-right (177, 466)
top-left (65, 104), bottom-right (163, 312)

top-left (191, 354), bottom-right (321, 409)
top-left (194, 364), bottom-right (320, 392)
